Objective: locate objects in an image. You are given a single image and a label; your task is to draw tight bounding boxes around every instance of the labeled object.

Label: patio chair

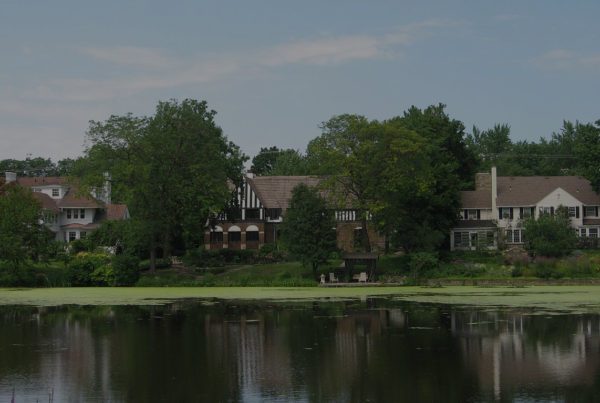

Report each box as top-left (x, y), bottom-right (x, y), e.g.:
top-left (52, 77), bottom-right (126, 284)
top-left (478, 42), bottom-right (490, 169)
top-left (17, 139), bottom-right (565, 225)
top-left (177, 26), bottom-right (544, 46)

top-left (329, 272), bottom-right (339, 283)
top-left (358, 272), bottom-right (368, 282)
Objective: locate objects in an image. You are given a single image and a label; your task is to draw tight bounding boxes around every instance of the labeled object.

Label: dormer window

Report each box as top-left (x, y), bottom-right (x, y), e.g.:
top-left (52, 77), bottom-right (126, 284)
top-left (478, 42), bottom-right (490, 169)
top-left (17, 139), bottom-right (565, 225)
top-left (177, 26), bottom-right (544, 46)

top-left (52, 188), bottom-right (59, 197)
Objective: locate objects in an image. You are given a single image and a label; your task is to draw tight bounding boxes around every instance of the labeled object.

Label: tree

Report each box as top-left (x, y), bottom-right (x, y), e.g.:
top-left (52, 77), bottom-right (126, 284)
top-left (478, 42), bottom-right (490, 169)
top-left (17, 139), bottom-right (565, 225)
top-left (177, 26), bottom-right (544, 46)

top-left (78, 99), bottom-right (247, 273)
top-left (522, 207), bottom-right (577, 258)
top-left (279, 183), bottom-right (337, 280)
top-left (0, 156), bottom-right (75, 177)
top-left (0, 180), bottom-right (52, 272)
top-left (251, 146), bottom-right (281, 175)
top-left (270, 149), bottom-right (311, 175)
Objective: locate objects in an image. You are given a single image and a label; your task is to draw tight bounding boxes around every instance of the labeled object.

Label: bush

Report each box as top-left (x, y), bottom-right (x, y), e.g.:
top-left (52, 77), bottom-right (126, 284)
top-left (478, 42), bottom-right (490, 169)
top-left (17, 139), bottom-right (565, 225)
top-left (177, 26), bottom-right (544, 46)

top-left (67, 253), bottom-right (108, 286)
top-left (523, 208), bottom-right (577, 258)
top-left (182, 248), bottom-right (259, 267)
top-left (112, 255), bottom-right (141, 286)
top-left (408, 252), bottom-right (439, 282)
top-left (139, 258), bottom-right (172, 271)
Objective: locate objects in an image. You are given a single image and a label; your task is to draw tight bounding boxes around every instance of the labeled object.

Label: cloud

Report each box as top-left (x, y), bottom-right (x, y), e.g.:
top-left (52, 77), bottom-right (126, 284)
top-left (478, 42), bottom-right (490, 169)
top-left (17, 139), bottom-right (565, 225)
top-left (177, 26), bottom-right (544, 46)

top-left (529, 49), bottom-right (600, 70)
top-left (20, 20), bottom-right (449, 102)
top-left (79, 46), bottom-right (180, 70)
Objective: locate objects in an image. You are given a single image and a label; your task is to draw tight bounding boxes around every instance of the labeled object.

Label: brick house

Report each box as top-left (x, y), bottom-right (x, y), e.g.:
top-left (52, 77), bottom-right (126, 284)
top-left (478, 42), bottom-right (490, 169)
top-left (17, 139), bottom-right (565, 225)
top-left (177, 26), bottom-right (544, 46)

top-left (4, 171), bottom-right (130, 242)
top-left (204, 173), bottom-right (383, 252)
top-left (451, 167), bottom-right (600, 250)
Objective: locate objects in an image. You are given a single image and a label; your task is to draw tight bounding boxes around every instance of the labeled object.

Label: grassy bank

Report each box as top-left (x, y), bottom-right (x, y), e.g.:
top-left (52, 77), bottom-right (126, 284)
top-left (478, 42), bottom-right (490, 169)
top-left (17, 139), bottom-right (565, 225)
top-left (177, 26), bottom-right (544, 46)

top-left (2, 286), bottom-right (600, 313)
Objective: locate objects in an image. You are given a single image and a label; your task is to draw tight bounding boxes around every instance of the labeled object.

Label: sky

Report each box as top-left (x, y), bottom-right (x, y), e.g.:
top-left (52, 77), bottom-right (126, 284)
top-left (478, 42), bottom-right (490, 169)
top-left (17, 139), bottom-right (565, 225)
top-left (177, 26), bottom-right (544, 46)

top-left (1, 1), bottom-right (599, 162)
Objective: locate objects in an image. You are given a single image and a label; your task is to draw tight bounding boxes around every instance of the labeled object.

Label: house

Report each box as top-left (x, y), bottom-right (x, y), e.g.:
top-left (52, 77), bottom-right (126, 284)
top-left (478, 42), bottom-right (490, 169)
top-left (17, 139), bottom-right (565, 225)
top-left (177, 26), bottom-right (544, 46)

top-left (3, 171), bottom-right (130, 242)
top-left (451, 167), bottom-right (600, 250)
top-left (204, 173), bottom-right (383, 252)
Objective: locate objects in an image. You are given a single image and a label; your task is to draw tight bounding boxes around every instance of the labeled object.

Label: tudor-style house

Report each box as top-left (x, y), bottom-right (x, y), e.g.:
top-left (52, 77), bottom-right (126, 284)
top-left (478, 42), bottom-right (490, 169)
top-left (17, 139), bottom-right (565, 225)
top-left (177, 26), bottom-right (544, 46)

top-left (204, 173), bottom-right (383, 252)
top-left (4, 171), bottom-right (130, 242)
top-left (451, 167), bottom-right (600, 250)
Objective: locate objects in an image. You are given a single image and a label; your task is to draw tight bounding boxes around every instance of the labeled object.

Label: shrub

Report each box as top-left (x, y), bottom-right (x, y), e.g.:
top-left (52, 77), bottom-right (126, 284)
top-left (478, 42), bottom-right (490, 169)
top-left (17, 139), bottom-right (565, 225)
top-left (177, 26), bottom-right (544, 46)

top-left (67, 253), bottom-right (108, 286)
top-left (139, 258), bottom-right (172, 271)
top-left (523, 207), bottom-right (577, 258)
top-left (112, 255), bottom-right (141, 286)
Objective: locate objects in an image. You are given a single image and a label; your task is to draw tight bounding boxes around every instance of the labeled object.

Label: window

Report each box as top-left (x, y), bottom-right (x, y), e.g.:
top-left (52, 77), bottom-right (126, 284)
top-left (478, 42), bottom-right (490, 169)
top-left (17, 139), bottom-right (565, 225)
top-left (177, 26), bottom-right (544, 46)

top-left (245, 208), bottom-right (260, 220)
top-left (80, 209), bottom-right (85, 219)
top-left (229, 231), bottom-right (241, 242)
top-left (513, 229), bottom-right (521, 243)
top-left (539, 207), bottom-right (552, 215)
top-left (568, 207), bottom-right (577, 218)
top-left (520, 207), bottom-right (533, 219)
top-left (246, 231), bottom-right (259, 241)
top-left (73, 209), bottom-right (79, 219)
top-left (453, 232), bottom-right (470, 248)
top-left (467, 209), bottom-right (478, 220)
top-left (354, 228), bottom-right (364, 248)
top-left (210, 231), bottom-right (223, 243)
top-left (69, 232), bottom-right (76, 242)
top-left (581, 228), bottom-right (587, 237)
top-left (267, 208), bottom-right (282, 220)
top-left (80, 231), bottom-right (87, 239)
top-left (584, 206), bottom-right (598, 217)
top-left (500, 208), bottom-right (513, 219)
top-left (506, 230), bottom-right (512, 243)
top-left (590, 228), bottom-right (598, 239)
top-left (66, 209), bottom-right (72, 219)
top-left (52, 188), bottom-right (59, 197)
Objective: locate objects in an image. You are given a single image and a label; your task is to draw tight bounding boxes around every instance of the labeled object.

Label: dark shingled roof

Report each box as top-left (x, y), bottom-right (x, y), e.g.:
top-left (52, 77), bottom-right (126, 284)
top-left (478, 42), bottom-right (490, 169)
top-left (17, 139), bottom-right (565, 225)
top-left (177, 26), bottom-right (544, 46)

top-left (497, 176), bottom-right (600, 206)
top-left (247, 176), bottom-right (322, 210)
top-left (460, 190), bottom-right (492, 209)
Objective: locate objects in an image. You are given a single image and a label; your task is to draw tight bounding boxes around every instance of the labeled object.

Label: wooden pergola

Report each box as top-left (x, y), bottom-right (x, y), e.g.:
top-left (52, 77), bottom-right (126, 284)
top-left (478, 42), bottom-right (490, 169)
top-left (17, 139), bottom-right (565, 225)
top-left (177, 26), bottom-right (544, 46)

top-left (338, 252), bottom-right (379, 282)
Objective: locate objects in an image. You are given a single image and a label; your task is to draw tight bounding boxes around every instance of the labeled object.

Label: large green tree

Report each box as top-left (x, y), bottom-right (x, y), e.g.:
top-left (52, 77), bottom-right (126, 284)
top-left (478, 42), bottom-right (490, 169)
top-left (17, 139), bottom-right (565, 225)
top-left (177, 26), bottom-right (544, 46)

top-left (522, 207), bottom-right (577, 258)
top-left (0, 181), bottom-right (52, 272)
top-left (279, 183), bottom-right (337, 279)
top-left (78, 99), bottom-right (246, 272)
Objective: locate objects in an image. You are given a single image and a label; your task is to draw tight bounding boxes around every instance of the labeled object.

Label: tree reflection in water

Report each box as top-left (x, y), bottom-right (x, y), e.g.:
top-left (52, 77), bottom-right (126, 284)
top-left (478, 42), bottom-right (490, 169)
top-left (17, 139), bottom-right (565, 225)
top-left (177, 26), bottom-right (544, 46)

top-left (0, 300), bottom-right (599, 402)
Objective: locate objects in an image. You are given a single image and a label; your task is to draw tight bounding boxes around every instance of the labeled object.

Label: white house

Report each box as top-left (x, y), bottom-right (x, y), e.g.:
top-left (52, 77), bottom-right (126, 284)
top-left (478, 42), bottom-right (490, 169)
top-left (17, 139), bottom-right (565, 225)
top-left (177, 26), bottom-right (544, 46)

top-left (4, 172), bottom-right (130, 242)
top-left (451, 167), bottom-right (600, 250)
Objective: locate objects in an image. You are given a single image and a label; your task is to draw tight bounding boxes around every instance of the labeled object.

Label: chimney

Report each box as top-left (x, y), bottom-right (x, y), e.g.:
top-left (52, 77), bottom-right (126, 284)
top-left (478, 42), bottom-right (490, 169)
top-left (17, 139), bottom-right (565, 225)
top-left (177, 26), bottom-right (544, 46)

top-left (491, 166), bottom-right (498, 220)
top-left (103, 172), bottom-right (111, 204)
top-left (246, 170), bottom-right (255, 179)
top-left (4, 172), bottom-right (16, 183)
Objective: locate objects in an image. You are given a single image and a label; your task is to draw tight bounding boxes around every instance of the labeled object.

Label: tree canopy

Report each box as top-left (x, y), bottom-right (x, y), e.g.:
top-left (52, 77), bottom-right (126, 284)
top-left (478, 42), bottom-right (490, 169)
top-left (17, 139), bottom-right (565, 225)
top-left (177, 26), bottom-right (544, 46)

top-left (523, 207), bottom-right (577, 258)
top-left (0, 180), bottom-right (52, 271)
top-left (279, 183), bottom-right (337, 279)
top-left (77, 99), bottom-right (247, 272)
top-left (307, 105), bottom-right (475, 252)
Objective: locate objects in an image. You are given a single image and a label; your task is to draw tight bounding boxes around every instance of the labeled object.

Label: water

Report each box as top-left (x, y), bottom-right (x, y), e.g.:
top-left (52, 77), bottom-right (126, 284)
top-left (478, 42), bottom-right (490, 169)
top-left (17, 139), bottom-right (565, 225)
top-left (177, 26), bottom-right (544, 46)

top-left (1, 298), bottom-right (599, 402)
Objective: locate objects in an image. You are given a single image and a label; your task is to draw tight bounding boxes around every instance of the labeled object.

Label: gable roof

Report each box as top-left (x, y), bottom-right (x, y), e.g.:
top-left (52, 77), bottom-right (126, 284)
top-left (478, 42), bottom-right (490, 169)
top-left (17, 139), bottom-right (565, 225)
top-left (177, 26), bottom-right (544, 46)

top-left (460, 189), bottom-right (492, 209)
top-left (247, 176), bottom-right (322, 210)
top-left (17, 177), bottom-right (69, 187)
top-left (32, 192), bottom-right (60, 212)
top-left (497, 176), bottom-right (600, 206)
top-left (57, 187), bottom-right (104, 208)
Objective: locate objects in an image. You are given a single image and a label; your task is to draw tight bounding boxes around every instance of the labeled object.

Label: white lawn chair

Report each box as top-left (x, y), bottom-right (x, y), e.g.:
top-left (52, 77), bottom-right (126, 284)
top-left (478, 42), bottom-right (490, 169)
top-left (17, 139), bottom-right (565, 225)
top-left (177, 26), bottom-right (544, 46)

top-left (329, 272), bottom-right (339, 283)
top-left (358, 272), bottom-right (368, 283)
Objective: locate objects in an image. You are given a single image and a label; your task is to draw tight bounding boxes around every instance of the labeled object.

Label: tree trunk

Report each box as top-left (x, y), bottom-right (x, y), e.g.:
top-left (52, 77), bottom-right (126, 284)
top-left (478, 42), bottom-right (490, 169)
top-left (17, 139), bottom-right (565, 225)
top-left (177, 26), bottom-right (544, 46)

top-left (150, 238), bottom-right (157, 275)
top-left (162, 232), bottom-right (172, 258)
top-left (361, 215), bottom-right (371, 252)
top-left (312, 262), bottom-right (318, 281)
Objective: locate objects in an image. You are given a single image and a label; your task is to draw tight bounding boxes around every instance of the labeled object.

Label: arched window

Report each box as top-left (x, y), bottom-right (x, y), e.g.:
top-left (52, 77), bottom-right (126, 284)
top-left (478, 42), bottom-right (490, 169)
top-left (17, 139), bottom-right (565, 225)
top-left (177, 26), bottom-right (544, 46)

top-left (210, 226), bottom-right (223, 244)
top-left (228, 225), bottom-right (241, 242)
top-left (246, 225), bottom-right (259, 242)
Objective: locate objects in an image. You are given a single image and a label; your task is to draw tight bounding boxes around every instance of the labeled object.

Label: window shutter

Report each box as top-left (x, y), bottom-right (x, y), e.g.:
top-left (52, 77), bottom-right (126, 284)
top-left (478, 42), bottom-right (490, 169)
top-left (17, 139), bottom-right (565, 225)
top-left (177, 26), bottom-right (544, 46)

top-left (519, 207), bottom-right (523, 219)
top-left (477, 210), bottom-right (480, 220)
top-left (550, 207), bottom-right (554, 215)
top-left (510, 208), bottom-right (514, 219)
top-left (596, 207), bottom-right (598, 217)
top-left (499, 208), bottom-right (502, 218)
top-left (576, 207), bottom-right (580, 218)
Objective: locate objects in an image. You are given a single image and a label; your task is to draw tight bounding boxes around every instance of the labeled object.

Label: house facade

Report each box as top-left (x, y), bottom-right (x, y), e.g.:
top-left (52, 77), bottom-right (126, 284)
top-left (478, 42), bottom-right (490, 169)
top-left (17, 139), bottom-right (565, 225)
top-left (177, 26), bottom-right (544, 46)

top-left (4, 171), bottom-right (130, 242)
top-left (451, 167), bottom-right (600, 250)
top-left (204, 173), bottom-right (383, 252)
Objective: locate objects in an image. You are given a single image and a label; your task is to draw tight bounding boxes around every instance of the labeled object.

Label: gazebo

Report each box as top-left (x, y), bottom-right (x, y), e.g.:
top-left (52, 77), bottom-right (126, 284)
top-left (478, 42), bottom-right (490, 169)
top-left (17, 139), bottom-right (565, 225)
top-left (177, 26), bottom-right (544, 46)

top-left (338, 252), bottom-right (379, 282)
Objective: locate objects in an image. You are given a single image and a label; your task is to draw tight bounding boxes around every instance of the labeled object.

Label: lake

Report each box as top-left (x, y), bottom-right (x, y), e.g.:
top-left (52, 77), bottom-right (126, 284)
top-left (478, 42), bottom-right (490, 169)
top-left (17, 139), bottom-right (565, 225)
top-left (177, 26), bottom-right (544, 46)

top-left (1, 291), bottom-right (600, 402)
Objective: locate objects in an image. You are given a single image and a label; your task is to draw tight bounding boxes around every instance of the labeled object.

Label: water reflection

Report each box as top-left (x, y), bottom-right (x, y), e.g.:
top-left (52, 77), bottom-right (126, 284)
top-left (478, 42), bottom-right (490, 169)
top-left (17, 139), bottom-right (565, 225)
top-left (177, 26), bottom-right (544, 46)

top-left (0, 300), bottom-right (599, 402)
